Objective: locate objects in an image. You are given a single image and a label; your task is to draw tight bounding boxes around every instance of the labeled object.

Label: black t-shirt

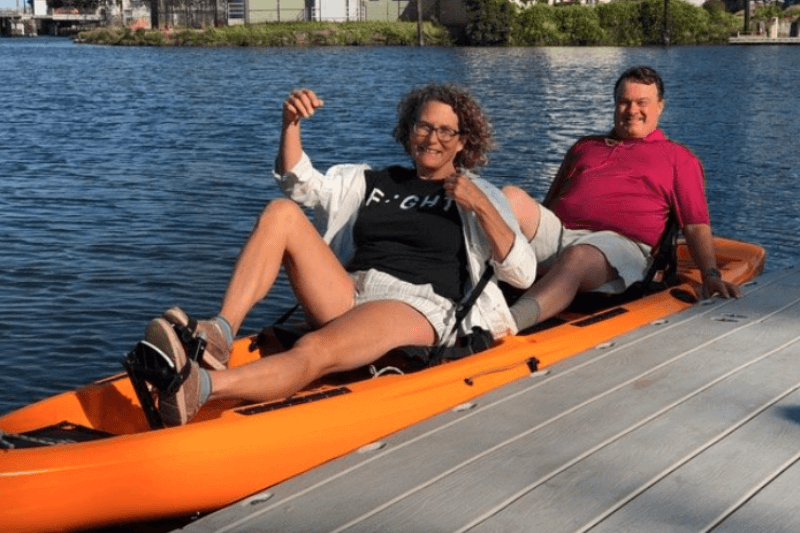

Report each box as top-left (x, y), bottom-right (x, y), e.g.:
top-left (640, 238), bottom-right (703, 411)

top-left (347, 167), bottom-right (467, 302)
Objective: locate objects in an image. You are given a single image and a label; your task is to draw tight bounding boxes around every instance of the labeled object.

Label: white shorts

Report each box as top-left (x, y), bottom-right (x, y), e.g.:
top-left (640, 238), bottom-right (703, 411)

top-left (531, 205), bottom-right (652, 294)
top-left (350, 269), bottom-right (456, 343)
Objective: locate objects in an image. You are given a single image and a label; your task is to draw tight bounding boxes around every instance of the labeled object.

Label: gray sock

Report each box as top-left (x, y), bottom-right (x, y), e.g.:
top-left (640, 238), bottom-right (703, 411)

top-left (510, 296), bottom-right (541, 330)
top-left (198, 368), bottom-right (212, 404)
top-left (212, 315), bottom-right (234, 346)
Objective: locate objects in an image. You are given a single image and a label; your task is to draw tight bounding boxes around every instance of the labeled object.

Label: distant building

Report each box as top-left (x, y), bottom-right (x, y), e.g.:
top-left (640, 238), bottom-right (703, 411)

top-left (232, 0), bottom-right (467, 25)
top-left (105, 0), bottom-right (151, 27)
top-left (151, 0), bottom-right (223, 27)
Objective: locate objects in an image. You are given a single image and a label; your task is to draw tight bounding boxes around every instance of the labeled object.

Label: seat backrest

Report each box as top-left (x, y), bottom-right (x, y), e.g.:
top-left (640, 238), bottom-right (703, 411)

top-left (623, 211), bottom-right (681, 299)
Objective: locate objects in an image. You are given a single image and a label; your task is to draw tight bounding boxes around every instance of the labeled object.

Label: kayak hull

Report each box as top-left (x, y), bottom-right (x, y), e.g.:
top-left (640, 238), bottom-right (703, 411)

top-left (0, 237), bottom-right (765, 532)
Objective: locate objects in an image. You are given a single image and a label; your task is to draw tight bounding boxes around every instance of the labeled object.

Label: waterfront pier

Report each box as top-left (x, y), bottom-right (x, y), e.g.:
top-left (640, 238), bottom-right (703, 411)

top-left (180, 267), bottom-right (800, 533)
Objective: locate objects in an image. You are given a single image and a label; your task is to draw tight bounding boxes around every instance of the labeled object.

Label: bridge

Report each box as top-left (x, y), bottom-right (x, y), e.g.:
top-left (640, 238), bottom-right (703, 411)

top-left (0, 8), bottom-right (102, 36)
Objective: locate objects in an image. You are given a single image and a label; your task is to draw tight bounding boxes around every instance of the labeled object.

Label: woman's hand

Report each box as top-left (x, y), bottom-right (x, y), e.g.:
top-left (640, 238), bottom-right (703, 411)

top-left (278, 89), bottom-right (323, 174)
top-left (444, 174), bottom-right (515, 263)
top-left (283, 89), bottom-right (324, 127)
top-left (442, 173), bottom-right (488, 213)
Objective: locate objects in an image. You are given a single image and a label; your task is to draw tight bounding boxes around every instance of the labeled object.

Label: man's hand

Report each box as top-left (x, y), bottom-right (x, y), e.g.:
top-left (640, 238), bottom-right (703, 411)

top-left (684, 224), bottom-right (743, 300)
top-left (701, 269), bottom-right (742, 299)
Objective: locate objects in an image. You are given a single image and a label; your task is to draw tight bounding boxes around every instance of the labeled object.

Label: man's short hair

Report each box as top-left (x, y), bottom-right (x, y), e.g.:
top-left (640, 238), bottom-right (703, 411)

top-left (614, 66), bottom-right (665, 102)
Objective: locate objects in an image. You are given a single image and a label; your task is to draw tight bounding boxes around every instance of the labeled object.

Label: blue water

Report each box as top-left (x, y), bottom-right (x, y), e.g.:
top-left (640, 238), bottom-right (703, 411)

top-left (1, 38), bottom-right (799, 415)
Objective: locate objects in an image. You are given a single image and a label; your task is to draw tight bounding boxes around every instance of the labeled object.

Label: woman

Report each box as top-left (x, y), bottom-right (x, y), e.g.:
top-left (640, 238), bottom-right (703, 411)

top-left (143, 84), bottom-right (536, 427)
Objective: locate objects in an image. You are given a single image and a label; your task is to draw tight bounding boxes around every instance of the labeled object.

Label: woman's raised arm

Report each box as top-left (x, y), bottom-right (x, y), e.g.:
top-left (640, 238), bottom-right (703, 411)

top-left (277, 89), bottom-right (324, 175)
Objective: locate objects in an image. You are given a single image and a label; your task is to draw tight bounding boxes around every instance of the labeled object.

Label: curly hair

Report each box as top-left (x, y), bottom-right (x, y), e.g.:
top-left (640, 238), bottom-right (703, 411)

top-left (394, 83), bottom-right (495, 170)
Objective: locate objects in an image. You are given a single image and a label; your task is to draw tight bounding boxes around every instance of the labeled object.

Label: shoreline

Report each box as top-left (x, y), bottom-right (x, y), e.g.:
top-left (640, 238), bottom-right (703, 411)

top-left (74, 21), bottom-right (454, 47)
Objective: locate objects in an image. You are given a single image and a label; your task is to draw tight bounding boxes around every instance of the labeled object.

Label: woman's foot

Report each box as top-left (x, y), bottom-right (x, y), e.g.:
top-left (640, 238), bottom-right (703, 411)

top-left (162, 307), bottom-right (232, 370)
top-left (143, 317), bottom-right (203, 427)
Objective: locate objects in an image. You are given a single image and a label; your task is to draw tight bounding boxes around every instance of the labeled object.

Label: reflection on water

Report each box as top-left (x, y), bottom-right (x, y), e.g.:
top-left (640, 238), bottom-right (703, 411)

top-left (1, 38), bottom-right (798, 414)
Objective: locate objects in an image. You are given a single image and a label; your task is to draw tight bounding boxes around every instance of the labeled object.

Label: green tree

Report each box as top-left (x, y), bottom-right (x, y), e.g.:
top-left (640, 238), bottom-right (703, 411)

top-left (516, 4), bottom-right (606, 45)
top-left (667, 0), bottom-right (712, 43)
top-left (596, 1), bottom-right (644, 45)
top-left (554, 5), bottom-right (607, 45)
top-left (596, 0), bottom-right (737, 45)
top-left (703, 0), bottom-right (741, 41)
top-left (516, 4), bottom-right (565, 45)
top-left (753, 5), bottom-right (783, 20)
top-left (465, 0), bottom-right (518, 45)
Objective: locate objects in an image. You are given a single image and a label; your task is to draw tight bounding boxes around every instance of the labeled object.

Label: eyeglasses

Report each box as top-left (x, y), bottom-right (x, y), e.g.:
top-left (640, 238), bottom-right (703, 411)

top-left (412, 121), bottom-right (461, 142)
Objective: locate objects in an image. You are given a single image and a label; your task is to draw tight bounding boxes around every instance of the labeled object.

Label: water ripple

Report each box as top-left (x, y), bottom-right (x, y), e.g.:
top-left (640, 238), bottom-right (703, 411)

top-left (0, 39), bottom-right (798, 414)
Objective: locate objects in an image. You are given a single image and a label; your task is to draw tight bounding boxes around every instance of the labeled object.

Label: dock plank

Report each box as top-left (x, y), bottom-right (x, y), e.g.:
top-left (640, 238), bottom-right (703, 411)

top-left (467, 339), bottom-right (800, 533)
top-left (342, 282), bottom-right (800, 533)
top-left (176, 267), bottom-right (800, 533)
top-left (710, 448), bottom-right (800, 533)
top-left (586, 388), bottom-right (800, 533)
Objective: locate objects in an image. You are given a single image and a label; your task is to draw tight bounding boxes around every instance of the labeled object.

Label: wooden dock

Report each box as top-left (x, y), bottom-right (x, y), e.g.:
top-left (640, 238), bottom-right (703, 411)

top-left (176, 266), bottom-right (800, 533)
top-left (729, 35), bottom-right (800, 45)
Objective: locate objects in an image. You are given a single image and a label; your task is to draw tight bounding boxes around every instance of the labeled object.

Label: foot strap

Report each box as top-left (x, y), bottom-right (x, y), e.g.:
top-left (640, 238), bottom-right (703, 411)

top-left (122, 323), bottom-right (207, 430)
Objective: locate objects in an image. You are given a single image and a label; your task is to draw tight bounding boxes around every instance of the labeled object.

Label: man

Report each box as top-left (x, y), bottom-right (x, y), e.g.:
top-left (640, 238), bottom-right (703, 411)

top-left (503, 66), bottom-right (741, 331)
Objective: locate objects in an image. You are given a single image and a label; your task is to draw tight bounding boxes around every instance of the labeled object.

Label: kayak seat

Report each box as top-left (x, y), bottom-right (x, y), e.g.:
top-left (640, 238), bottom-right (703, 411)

top-left (249, 322), bottom-right (313, 353)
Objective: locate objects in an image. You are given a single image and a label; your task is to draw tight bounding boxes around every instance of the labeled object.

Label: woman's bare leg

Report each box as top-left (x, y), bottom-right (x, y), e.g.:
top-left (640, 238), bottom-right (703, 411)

top-left (218, 198), bottom-right (355, 333)
top-left (209, 300), bottom-right (436, 402)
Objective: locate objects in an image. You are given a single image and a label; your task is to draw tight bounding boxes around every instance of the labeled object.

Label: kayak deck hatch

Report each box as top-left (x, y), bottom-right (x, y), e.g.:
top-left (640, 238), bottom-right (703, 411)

top-left (1, 421), bottom-right (116, 449)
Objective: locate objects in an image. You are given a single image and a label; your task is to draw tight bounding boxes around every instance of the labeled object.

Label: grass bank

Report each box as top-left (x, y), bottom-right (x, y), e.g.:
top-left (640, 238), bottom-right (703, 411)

top-left (76, 21), bottom-right (454, 47)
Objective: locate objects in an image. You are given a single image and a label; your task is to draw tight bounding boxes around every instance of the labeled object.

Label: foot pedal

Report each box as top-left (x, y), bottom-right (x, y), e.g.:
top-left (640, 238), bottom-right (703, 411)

top-left (123, 326), bottom-right (207, 430)
top-left (123, 340), bottom-right (173, 430)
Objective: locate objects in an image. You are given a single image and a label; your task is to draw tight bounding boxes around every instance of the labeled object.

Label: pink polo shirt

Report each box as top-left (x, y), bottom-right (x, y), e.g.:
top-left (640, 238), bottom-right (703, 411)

top-left (551, 130), bottom-right (710, 248)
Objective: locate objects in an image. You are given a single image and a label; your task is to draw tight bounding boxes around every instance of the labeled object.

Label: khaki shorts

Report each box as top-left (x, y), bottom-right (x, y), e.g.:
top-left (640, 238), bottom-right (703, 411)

top-left (530, 206), bottom-right (652, 294)
top-left (350, 269), bottom-right (456, 343)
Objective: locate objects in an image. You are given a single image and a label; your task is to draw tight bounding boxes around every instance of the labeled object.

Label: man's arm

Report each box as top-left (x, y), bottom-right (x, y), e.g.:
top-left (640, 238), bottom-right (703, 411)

top-left (542, 143), bottom-right (581, 208)
top-left (683, 223), bottom-right (742, 299)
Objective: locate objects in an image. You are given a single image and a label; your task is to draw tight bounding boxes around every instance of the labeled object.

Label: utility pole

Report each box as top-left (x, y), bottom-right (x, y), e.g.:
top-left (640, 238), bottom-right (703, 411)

top-left (151, 0), bottom-right (160, 29)
top-left (417, 0), bottom-right (423, 46)
top-left (744, 0), bottom-right (750, 34)
top-left (661, 0), bottom-right (670, 45)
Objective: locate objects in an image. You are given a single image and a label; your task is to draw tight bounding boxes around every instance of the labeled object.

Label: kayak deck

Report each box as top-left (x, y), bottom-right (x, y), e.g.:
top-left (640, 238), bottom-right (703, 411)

top-left (179, 265), bottom-right (800, 533)
top-left (0, 237), bottom-right (765, 438)
top-left (0, 237), bottom-right (766, 532)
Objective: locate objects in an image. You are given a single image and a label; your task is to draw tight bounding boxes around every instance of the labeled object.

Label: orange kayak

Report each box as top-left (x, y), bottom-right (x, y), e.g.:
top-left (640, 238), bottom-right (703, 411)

top-left (0, 237), bottom-right (765, 533)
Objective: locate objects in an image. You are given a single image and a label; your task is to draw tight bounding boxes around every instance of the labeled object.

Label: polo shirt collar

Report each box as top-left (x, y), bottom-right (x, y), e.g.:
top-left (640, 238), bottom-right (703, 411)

top-left (608, 129), bottom-right (666, 143)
